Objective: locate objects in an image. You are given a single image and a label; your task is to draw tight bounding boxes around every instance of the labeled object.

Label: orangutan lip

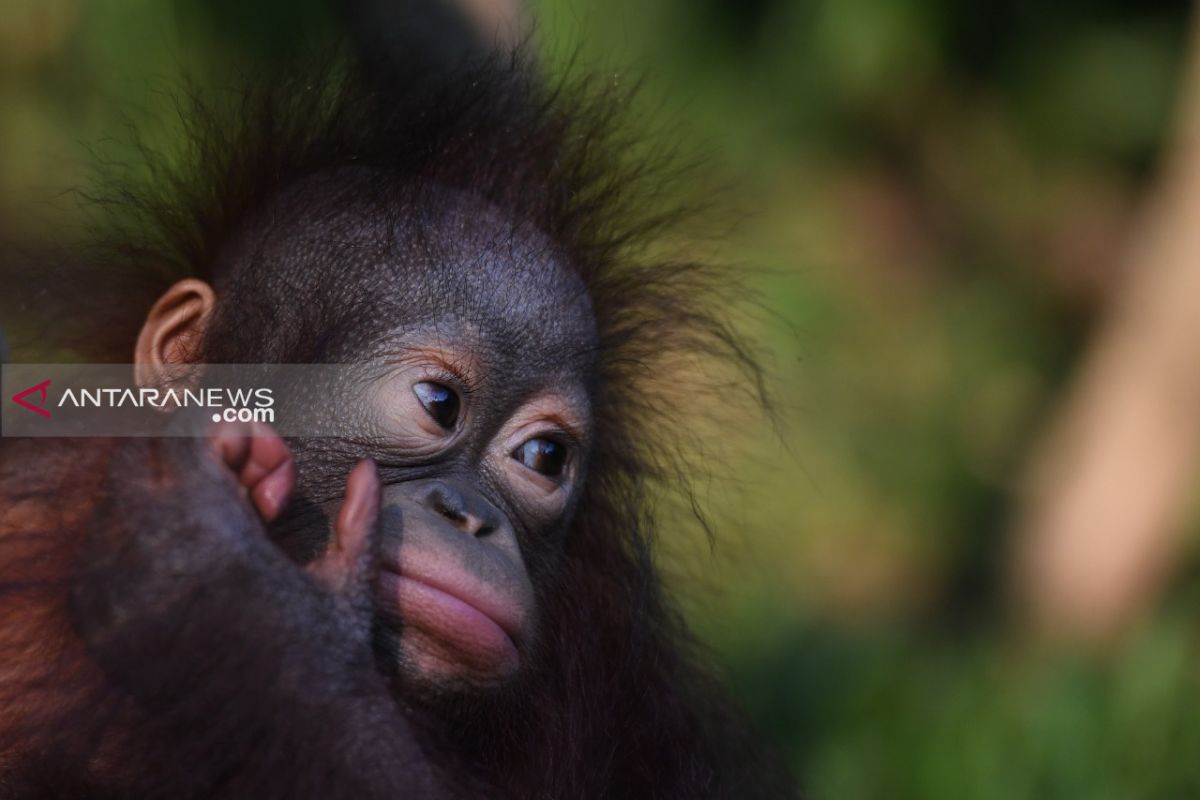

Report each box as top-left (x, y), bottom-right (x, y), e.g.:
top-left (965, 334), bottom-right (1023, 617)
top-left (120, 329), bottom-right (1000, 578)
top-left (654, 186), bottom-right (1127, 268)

top-left (378, 561), bottom-right (524, 645)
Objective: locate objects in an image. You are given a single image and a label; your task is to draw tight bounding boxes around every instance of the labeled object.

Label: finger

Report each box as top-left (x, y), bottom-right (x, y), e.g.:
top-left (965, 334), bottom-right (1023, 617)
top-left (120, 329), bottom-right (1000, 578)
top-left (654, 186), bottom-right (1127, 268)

top-left (241, 424), bottom-right (295, 522)
top-left (209, 422), bottom-right (252, 472)
top-left (249, 453), bottom-right (295, 523)
top-left (207, 421), bottom-right (295, 522)
top-left (235, 421), bottom-right (289, 483)
top-left (333, 459), bottom-right (380, 564)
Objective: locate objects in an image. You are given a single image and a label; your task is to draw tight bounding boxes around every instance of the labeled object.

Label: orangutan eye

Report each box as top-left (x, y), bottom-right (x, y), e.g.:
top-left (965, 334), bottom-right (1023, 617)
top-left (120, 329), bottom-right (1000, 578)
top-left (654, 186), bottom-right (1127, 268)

top-left (413, 382), bottom-right (460, 430)
top-left (512, 437), bottom-right (568, 477)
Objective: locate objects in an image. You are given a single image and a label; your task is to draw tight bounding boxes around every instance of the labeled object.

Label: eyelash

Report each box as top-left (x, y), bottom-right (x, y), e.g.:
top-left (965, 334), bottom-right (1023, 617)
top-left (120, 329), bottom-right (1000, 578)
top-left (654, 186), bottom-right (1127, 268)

top-left (427, 368), bottom-right (471, 398)
top-left (512, 435), bottom-right (573, 481)
top-left (538, 427), bottom-right (579, 452)
top-left (396, 354), bottom-right (585, 478)
top-left (412, 366), bottom-right (581, 446)
top-left (392, 351), bottom-right (475, 397)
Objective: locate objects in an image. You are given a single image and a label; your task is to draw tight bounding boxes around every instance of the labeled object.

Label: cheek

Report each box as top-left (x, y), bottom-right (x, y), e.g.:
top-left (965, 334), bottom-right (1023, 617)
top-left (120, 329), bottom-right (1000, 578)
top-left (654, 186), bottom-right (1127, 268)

top-left (266, 493), bottom-right (336, 565)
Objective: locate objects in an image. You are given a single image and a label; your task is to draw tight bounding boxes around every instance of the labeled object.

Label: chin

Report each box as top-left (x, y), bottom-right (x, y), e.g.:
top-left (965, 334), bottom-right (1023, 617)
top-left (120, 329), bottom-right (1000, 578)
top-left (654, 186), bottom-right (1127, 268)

top-left (399, 630), bottom-right (521, 691)
top-left (374, 565), bottom-right (531, 694)
top-left (373, 624), bottom-right (529, 705)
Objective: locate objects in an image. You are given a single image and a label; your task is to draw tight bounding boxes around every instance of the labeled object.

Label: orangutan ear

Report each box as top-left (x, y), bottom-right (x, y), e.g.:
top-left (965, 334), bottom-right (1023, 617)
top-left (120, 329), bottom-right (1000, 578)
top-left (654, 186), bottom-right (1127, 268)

top-left (134, 279), bottom-right (216, 386)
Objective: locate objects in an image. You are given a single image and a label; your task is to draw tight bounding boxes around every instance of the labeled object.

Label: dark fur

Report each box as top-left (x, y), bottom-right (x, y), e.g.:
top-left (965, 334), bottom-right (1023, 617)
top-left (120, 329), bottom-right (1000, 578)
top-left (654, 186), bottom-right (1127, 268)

top-left (0, 54), bottom-right (793, 798)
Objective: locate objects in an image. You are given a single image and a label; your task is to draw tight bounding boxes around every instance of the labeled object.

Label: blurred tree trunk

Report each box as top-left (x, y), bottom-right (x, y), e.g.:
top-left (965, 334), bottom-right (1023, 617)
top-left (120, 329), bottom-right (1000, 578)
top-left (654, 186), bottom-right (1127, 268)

top-left (1010, 5), bottom-right (1200, 641)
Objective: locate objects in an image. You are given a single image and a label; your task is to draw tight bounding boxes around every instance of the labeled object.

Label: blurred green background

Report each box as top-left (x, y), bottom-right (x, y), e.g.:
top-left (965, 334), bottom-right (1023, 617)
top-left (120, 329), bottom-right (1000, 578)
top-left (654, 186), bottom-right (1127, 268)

top-left (3, 1), bottom-right (1200, 797)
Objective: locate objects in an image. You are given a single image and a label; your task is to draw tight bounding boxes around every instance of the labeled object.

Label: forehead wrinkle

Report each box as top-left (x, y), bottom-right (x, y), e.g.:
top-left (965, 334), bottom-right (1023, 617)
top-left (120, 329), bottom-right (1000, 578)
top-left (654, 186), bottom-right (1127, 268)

top-left (251, 178), bottom-right (598, 371)
top-left (409, 229), bottom-right (596, 366)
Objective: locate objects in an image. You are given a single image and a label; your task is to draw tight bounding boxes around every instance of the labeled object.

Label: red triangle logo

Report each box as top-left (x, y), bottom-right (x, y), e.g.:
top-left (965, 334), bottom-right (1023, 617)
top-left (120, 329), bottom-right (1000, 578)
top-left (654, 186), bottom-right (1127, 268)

top-left (11, 379), bottom-right (52, 418)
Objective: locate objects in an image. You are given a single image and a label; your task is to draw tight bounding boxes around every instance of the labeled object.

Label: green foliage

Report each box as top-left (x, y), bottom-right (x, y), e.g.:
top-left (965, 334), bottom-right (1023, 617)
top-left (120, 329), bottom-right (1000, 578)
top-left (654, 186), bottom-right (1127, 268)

top-left (719, 614), bottom-right (1200, 799)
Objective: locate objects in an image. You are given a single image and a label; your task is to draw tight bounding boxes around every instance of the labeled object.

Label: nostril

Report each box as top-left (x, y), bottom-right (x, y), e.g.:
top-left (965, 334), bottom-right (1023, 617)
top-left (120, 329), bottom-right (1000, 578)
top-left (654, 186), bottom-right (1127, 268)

top-left (422, 483), bottom-right (502, 537)
top-left (432, 496), bottom-right (466, 524)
